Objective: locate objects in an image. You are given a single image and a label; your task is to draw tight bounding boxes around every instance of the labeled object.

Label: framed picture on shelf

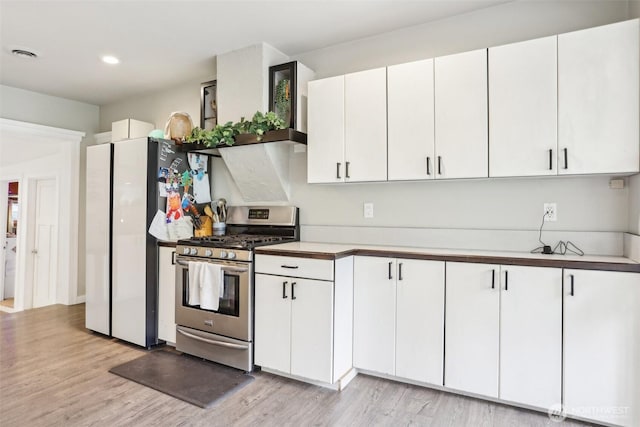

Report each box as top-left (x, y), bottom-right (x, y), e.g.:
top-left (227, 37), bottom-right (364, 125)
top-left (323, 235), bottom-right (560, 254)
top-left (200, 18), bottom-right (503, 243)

top-left (200, 80), bottom-right (217, 130)
top-left (269, 61), bottom-right (297, 129)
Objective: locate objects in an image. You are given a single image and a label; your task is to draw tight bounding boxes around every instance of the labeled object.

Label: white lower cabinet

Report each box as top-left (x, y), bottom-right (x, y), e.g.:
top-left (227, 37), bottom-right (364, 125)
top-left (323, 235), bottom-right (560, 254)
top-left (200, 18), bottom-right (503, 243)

top-left (157, 246), bottom-right (176, 344)
top-left (445, 262), bottom-right (562, 409)
top-left (254, 255), bottom-right (354, 385)
top-left (564, 269), bottom-right (640, 427)
top-left (353, 256), bottom-right (445, 385)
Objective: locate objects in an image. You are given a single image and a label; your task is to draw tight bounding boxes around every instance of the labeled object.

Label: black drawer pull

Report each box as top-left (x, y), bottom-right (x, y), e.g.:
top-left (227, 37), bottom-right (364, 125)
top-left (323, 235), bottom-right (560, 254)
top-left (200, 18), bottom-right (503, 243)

top-left (426, 157), bottom-right (431, 175)
top-left (282, 281), bottom-right (288, 299)
top-left (281, 265), bottom-right (299, 269)
top-left (291, 282), bottom-right (297, 300)
top-left (336, 162), bottom-right (341, 179)
top-left (570, 274), bottom-right (574, 296)
top-left (388, 262), bottom-right (393, 280)
top-left (398, 263), bottom-right (403, 281)
top-left (505, 270), bottom-right (509, 291)
top-left (345, 161), bottom-right (350, 179)
top-left (548, 149), bottom-right (553, 170)
top-left (171, 251), bottom-right (176, 265)
top-left (437, 156), bottom-right (442, 175)
top-left (491, 269), bottom-right (495, 289)
top-left (563, 148), bottom-right (568, 170)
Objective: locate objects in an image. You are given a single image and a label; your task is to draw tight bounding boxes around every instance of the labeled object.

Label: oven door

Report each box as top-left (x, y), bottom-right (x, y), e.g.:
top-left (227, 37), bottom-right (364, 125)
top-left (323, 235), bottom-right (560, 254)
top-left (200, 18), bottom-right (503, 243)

top-left (175, 255), bottom-right (252, 341)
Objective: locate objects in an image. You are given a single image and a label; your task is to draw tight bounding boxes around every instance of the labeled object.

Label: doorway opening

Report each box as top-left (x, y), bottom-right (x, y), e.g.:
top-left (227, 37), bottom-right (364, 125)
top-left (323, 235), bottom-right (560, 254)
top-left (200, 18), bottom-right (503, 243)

top-left (2, 181), bottom-right (19, 309)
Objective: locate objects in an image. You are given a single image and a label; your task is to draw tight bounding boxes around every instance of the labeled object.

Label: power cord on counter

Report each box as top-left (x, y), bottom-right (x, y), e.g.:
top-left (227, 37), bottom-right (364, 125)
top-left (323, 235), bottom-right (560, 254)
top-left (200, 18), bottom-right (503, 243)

top-left (530, 212), bottom-right (584, 256)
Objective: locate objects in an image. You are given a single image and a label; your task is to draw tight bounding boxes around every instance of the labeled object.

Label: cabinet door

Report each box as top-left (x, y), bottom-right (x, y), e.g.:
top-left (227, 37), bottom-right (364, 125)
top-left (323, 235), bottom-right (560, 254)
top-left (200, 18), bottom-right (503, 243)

top-left (499, 266), bottom-right (562, 409)
top-left (157, 247), bottom-right (176, 344)
top-left (395, 259), bottom-right (444, 385)
top-left (345, 68), bottom-right (388, 182)
top-left (290, 278), bottom-right (334, 383)
top-left (558, 19), bottom-right (639, 175)
top-left (445, 262), bottom-right (499, 397)
top-left (489, 36), bottom-right (557, 177)
top-left (564, 270), bottom-right (640, 427)
top-left (353, 256), bottom-right (396, 374)
top-left (388, 59), bottom-right (435, 181)
top-left (254, 273), bottom-right (292, 374)
top-left (308, 76), bottom-right (345, 183)
top-left (434, 49), bottom-right (488, 179)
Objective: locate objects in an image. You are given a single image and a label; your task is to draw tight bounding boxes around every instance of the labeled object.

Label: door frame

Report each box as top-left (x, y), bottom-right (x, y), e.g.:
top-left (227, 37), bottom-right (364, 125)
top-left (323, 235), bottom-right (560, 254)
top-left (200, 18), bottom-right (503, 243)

top-left (0, 178), bottom-right (21, 308)
top-left (0, 118), bottom-right (85, 311)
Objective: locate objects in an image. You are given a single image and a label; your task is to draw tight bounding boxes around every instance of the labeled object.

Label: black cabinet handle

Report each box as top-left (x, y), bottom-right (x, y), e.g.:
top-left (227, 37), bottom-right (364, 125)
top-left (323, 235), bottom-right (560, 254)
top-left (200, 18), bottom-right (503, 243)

top-left (281, 265), bottom-right (299, 269)
top-left (437, 156), bottom-right (442, 175)
top-left (570, 274), bottom-right (574, 296)
top-left (505, 270), bottom-right (509, 291)
top-left (171, 251), bottom-right (176, 265)
top-left (426, 157), bottom-right (431, 175)
top-left (346, 161), bottom-right (350, 179)
top-left (548, 149), bottom-right (553, 170)
top-left (291, 282), bottom-right (297, 300)
top-left (398, 263), bottom-right (403, 281)
top-left (491, 269), bottom-right (495, 289)
top-left (388, 262), bottom-right (393, 280)
top-left (336, 162), bottom-right (341, 179)
top-left (563, 148), bottom-right (568, 170)
top-left (282, 281), bottom-right (288, 299)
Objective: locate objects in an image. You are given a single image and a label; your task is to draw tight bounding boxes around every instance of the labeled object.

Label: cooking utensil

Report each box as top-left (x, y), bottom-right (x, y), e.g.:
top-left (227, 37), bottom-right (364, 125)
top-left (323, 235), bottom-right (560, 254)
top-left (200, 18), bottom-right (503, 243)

top-left (216, 198), bottom-right (227, 223)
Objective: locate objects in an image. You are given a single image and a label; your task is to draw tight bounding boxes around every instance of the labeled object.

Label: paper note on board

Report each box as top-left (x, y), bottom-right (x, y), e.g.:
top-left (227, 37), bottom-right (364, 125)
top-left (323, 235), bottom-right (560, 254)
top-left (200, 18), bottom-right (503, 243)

top-left (148, 210), bottom-right (170, 241)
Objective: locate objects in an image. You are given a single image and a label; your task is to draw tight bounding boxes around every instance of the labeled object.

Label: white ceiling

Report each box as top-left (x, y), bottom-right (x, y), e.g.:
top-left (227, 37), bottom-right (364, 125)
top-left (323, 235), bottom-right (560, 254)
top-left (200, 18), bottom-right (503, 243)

top-left (0, 0), bottom-right (510, 106)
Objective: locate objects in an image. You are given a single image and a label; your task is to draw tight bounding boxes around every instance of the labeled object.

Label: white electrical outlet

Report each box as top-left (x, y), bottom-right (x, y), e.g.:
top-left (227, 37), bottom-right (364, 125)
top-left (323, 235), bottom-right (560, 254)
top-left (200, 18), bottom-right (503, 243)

top-left (543, 203), bottom-right (557, 222)
top-left (363, 202), bottom-right (374, 219)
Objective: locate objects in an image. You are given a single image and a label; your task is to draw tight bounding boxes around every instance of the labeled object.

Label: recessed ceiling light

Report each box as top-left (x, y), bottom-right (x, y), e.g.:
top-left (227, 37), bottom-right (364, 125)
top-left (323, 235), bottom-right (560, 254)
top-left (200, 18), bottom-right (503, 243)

top-left (12, 49), bottom-right (38, 59)
top-left (102, 55), bottom-right (120, 65)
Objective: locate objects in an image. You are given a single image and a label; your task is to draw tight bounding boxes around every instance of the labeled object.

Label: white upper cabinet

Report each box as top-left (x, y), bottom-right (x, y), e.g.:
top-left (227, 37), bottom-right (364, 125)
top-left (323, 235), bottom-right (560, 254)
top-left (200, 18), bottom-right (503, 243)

top-left (388, 59), bottom-right (435, 180)
top-left (434, 49), bottom-right (488, 179)
top-left (307, 75), bottom-right (345, 183)
top-left (489, 36), bottom-right (558, 177)
top-left (344, 68), bottom-right (388, 182)
top-left (558, 19), bottom-right (640, 175)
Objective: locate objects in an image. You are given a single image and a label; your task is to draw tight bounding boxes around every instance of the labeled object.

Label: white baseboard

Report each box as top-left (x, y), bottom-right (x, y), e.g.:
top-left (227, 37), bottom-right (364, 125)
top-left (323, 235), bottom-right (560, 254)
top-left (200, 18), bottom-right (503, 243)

top-left (75, 295), bottom-right (86, 304)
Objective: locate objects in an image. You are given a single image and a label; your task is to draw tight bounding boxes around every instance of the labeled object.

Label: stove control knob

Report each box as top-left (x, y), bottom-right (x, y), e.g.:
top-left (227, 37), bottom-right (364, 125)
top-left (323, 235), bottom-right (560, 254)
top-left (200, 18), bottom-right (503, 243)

top-left (227, 251), bottom-right (236, 260)
top-left (190, 248), bottom-right (198, 256)
top-left (219, 250), bottom-right (228, 258)
top-left (204, 249), bottom-right (213, 257)
top-left (183, 248), bottom-right (190, 255)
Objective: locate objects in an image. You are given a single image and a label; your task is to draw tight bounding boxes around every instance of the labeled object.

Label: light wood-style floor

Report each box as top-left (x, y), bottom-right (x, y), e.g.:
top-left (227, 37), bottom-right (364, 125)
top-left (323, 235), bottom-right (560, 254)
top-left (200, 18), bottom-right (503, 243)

top-left (0, 304), bottom-right (592, 427)
top-left (0, 298), bottom-right (14, 308)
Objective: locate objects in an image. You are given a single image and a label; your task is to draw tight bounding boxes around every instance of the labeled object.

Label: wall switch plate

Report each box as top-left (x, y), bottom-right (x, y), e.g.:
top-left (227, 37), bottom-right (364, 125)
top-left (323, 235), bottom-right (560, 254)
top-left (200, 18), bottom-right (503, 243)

top-left (543, 203), bottom-right (557, 222)
top-left (363, 202), bottom-right (374, 218)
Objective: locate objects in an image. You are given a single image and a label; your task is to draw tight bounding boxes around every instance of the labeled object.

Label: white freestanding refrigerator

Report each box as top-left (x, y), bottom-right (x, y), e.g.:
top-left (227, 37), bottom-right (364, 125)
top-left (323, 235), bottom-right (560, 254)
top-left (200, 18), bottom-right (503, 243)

top-left (85, 143), bottom-right (113, 335)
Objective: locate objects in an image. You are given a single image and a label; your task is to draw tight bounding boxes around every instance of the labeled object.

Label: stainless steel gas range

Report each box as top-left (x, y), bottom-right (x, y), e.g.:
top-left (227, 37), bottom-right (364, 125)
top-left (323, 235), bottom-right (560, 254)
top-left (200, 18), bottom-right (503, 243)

top-left (174, 206), bottom-right (299, 371)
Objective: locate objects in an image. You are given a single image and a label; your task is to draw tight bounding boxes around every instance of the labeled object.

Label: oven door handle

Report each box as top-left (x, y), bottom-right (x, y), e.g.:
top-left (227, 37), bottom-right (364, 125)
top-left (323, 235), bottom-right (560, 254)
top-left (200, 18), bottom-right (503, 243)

top-left (176, 259), bottom-right (248, 273)
top-left (177, 328), bottom-right (249, 350)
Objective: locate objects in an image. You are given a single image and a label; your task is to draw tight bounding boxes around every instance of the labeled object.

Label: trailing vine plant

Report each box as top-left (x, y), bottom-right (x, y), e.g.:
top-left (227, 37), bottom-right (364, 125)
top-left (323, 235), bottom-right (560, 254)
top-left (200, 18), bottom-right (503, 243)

top-left (184, 111), bottom-right (286, 147)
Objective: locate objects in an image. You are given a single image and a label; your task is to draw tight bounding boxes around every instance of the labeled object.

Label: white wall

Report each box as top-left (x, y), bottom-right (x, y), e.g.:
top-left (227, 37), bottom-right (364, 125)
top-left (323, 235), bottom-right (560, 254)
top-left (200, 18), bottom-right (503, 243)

top-left (0, 85), bottom-right (98, 299)
top-left (100, 1), bottom-right (638, 254)
top-left (99, 75), bottom-right (214, 132)
top-left (629, 175), bottom-right (640, 234)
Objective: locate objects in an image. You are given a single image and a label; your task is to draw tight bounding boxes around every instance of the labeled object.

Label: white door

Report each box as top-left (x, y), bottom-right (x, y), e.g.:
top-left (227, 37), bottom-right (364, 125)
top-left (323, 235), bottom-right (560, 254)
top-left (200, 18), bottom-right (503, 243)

top-left (157, 247), bottom-right (176, 343)
top-left (564, 269), bottom-right (640, 427)
top-left (558, 19), bottom-right (639, 175)
top-left (111, 138), bottom-right (148, 346)
top-left (434, 49), bottom-right (488, 179)
top-left (353, 256), bottom-right (396, 374)
top-left (344, 68), bottom-right (388, 182)
top-left (290, 278), bottom-right (334, 383)
top-left (307, 76), bottom-right (345, 183)
top-left (499, 266), bottom-right (562, 409)
top-left (489, 36), bottom-right (558, 177)
top-left (445, 262), bottom-right (499, 397)
top-left (388, 59), bottom-right (435, 181)
top-left (32, 178), bottom-right (57, 308)
top-left (395, 259), bottom-right (445, 385)
top-left (254, 273), bottom-right (292, 374)
top-left (85, 144), bottom-right (111, 335)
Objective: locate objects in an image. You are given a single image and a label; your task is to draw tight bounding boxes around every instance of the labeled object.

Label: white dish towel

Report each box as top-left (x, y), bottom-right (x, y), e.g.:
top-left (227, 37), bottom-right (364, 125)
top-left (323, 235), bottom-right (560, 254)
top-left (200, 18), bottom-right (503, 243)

top-left (187, 261), bottom-right (202, 306)
top-left (199, 263), bottom-right (224, 311)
